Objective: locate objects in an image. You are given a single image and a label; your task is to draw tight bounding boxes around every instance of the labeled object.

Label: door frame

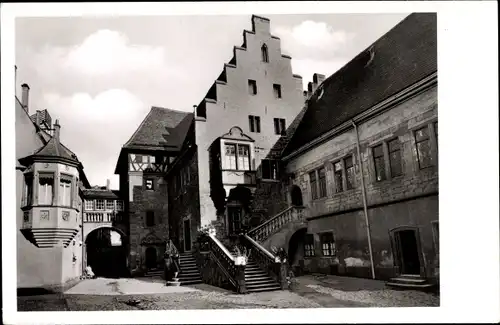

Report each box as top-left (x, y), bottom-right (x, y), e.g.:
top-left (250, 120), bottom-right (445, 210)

top-left (145, 246), bottom-right (158, 270)
top-left (183, 217), bottom-right (192, 252)
top-left (389, 226), bottom-right (426, 277)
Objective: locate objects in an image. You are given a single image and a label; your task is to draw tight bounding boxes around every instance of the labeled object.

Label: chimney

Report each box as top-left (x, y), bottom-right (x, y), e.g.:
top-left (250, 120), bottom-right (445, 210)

top-left (307, 82), bottom-right (313, 98)
top-left (54, 119), bottom-right (61, 143)
top-left (106, 179), bottom-right (110, 191)
top-left (21, 83), bottom-right (30, 113)
top-left (313, 73), bottom-right (326, 89)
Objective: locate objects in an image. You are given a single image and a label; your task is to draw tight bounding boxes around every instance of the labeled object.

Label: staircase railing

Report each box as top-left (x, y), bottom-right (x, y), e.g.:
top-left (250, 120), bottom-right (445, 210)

top-left (247, 206), bottom-right (306, 242)
top-left (241, 234), bottom-right (288, 290)
top-left (203, 234), bottom-right (247, 293)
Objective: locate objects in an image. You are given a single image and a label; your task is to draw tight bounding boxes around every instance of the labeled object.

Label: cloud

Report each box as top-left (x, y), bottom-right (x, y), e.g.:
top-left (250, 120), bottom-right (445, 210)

top-left (40, 89), bottom-right (149, 189)
top-left (63, 29), bottom-right (166, 76)
top-left (273, 21), bottom-right (355, 60)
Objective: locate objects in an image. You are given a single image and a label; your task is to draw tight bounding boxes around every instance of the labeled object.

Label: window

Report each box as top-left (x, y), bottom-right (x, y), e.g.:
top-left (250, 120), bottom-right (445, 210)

top-left (95, 199), bottom-right (104, 210)
top-left (22, 174), bottom-right (33, 207)
top-left (248, 79), bottom-right (257, 95)
top-left (134, 154), bottom-right (143, 163)
top-left (224, 144), bottom-right (237, 170)
top-left (273, 84), bottom-right (282, 99)
top-left (261, 44), bottom-right (269, 62)
top-left (224, 143), bottom-right (251, 171)
top-left (345, 156), bottom-right (355, 190)
top-left (415, 126), bottom-right (433, 169)
top-left (261, 159), bottom-right (279, 180)
top-left (320, 232), bottom-right (335, 256)
top-left (388, 139), bottom-right (403, 177)
top-left (334, 162), bottom-right (344, 193)
top-left (304, 234), bottom-right (315, 257)
top-left (145, 178), bottom-right (154, 190)
top-left (237, 144), bottom-right (251, 171)
top-left (38, 173), bottom-right (54, 205)
top-left (84, 200), bottom-right (94, 211)
top-left (318, 167), bottom-right (327, 198)
top-left (248, 115), bottom-right (261, 133)
top-left (106, 200), bottom-right (115, 210)
top-left (273, 118), bottom-right (286, 135)
top-left (146, 211), bottom-right (155, 227)
top-left (309, 171), bottom-right (318, 200)
top-left (116, 200), bottom-right (124, 211)
top-left (373, 144), bottom-right (386, 182)
top-left (58, 176), bottom-right (72, 206)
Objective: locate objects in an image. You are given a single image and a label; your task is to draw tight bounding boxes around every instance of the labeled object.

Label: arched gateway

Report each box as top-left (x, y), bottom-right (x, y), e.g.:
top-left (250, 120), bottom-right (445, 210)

top-left (84, 227), bottom-right (128, 278)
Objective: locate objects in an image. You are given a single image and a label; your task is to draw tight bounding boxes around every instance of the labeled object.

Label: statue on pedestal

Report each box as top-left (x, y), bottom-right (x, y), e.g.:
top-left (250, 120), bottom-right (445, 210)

top-left (164, 240), bottom-right (180, 282)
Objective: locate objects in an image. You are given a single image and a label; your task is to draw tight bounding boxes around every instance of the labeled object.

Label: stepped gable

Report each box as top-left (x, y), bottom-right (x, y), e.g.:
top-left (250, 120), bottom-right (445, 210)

top-left (283, 13), bottom-right (437, 157)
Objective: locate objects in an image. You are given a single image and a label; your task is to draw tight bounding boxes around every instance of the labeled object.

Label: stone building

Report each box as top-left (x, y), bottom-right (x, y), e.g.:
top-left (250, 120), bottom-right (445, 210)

top-left (82, 182), bottom-right (126, 277)
top-left (15, 73), bottom-right (91, 292)
top-left (249, 13), bottom-right (439, 288)
top-left (114, 107), bottom-right (193, 274)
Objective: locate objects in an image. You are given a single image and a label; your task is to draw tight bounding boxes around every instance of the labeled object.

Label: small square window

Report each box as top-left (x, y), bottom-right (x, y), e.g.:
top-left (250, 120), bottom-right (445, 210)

top-left (146, 211), bottom-right (155, 227)
top-left (248, 80), bottom-right (257, 95)
top-left (273, 84), bottom-right (282, 99)
top-left (145, 179), bottom-right (154, 190)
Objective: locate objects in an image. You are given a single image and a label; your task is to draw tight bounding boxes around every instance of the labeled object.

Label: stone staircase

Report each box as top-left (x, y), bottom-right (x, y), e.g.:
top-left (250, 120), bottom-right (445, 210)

top-left (230, 247), bottom-right (281, 293)
top-left (386, 274), bottom-right (436, 291)
top-left (178, 252), bottom-right (203, 285)
top-left (245, 258), bottom-right (281, 293)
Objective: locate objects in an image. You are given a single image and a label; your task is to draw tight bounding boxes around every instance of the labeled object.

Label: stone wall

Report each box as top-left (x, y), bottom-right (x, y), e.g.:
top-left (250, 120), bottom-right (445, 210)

top-left (128, 173), bottom-right (169, 272)
top-left (284, 85), bottom-right (439, 282)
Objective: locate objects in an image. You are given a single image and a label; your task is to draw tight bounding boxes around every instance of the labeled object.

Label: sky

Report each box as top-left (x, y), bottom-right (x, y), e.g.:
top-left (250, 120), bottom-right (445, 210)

top-left (15, 13), bottom-right (409, 189)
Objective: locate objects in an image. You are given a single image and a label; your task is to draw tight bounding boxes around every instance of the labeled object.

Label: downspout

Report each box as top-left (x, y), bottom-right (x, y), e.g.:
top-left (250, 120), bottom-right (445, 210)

top-left (351, 120), bottom-right (376, 280)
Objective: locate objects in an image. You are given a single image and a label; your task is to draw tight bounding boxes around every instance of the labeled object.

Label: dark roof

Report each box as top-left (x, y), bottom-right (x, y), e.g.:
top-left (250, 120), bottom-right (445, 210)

top-left (123, 106), bottom-right (193, 151)
top-left (283, 13), bottom-right (437, 157)
top-left (83, 188), bottom-right (121, 200)
top-left (32, 137), bottom-right (78, 162)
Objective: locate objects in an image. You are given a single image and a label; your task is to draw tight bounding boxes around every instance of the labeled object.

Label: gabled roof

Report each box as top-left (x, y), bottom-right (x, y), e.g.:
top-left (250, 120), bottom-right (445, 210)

top-left (114, 106), bottom-right (194, 174)
top-left (123, 106), bottom-right (193, 151)
top-left (83, 188), bottom-right (121, 200)
top-left (283, 13), bottom-right (437, 157)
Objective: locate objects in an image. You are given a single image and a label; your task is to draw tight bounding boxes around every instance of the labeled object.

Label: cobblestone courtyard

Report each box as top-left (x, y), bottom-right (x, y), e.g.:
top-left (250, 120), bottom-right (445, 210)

top-left (17, 275), bottom-right (439, 311)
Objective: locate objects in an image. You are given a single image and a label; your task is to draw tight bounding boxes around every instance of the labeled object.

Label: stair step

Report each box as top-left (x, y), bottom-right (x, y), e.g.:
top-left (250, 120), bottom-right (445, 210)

top-left (180, 265), bottom-right (198, 269)
top-left (247, 285), bottom-right (281, 293)
top-left (386, 282), bottom-right (435, 289)
top-left (247, 283), bottom-right (281, 290)
top-left (245, 269), bottom-right (267, 275)
top-left (389, 277), bottom-right (427, 284)
top-left (246, 279), bottom-right (276, 285)
top-left (181, 279), bottom-right (203, 285)
top-left (245, 275), bottom-right (271, 280)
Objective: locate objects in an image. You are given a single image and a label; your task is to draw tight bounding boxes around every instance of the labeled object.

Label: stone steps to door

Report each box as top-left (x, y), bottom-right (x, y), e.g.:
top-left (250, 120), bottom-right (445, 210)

top-left (386, 276), bottom-right (436, 291)
top-left (178, 252), bottom-right (203, 286)
top-left (243, 258), bottom-right (281, 293)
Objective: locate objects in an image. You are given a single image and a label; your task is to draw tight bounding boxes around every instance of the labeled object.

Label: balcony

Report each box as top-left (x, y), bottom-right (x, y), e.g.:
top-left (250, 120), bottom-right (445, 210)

top-left (84, 211), bottom-right (123, 223)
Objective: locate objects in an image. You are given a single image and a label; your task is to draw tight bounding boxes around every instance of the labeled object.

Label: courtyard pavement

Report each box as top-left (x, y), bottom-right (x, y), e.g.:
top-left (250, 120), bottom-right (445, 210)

top-left (17, 274), bottom-right (439, 311)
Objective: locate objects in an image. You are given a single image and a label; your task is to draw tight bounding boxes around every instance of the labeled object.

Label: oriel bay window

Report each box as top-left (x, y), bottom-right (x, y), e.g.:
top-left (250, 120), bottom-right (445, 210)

top-left (58, 174), bottom-right (73, 206)
top-left (223, 143), bottom-right (251, 171)
top-left (38, 173), bottom-right (54, 205)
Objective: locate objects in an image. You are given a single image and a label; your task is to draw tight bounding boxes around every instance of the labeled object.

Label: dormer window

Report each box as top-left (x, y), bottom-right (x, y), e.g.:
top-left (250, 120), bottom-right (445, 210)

top-left (261, 44), bottom-right (269, 63)
top-left (38, 173), bottom-right (54, 205)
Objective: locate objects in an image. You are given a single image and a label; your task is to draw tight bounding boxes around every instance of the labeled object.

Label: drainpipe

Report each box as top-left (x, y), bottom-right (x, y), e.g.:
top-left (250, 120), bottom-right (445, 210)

top-left (351, 120), bottom-right (376, 280)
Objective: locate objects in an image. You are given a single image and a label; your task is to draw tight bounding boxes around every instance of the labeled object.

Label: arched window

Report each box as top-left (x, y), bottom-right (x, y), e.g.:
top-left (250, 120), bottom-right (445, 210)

top-left (261, 44), bottom-right (269, 63)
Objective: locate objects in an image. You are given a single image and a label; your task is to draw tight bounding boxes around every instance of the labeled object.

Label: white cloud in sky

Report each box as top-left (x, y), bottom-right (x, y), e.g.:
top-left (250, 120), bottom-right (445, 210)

top-left (274, 20), bottom-right (355, 60)
top-left (41, 89), bottom-right (148, 189)
top-left (62, 29), bottom-right (166, 76)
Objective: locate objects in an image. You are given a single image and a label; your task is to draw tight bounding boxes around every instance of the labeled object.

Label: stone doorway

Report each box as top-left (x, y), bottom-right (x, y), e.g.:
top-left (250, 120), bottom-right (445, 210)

top-left (145, 247), bottom-right (157, 270)
top-left (392, 228), bottom-right (423, 276)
